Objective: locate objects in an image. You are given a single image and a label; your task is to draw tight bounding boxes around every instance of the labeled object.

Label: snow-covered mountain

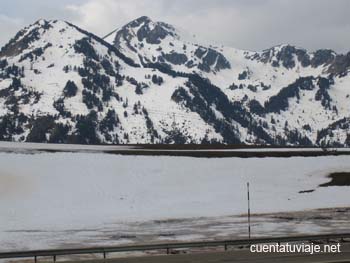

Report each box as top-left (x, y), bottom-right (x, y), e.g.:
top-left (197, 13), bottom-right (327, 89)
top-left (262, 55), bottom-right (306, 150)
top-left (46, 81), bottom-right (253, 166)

top-left (107, 16), bottom-right (231, 75)
top-left (0, 17), bottom-right (350, 146)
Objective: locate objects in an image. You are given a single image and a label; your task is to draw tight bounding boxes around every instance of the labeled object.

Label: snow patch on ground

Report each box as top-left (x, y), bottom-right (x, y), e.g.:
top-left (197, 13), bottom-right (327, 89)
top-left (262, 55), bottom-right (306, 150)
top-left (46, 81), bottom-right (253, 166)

top-left (0, 152), bottom-right (350, 251)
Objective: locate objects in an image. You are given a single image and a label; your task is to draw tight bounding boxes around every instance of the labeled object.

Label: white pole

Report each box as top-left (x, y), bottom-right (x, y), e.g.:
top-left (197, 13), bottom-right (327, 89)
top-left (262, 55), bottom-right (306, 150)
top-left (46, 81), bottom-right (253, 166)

top-left (247, 182), bottom-right (251, 240)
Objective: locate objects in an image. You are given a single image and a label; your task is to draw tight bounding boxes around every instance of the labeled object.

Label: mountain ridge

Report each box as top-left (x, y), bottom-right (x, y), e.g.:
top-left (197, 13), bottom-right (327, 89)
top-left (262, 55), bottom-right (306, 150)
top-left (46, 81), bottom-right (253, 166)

top-left (0, 17), bottom-right (349, 146)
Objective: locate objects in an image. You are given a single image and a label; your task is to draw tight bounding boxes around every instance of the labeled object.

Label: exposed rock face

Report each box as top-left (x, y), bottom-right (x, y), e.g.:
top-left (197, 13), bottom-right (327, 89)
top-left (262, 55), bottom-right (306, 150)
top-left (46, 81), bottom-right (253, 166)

top-left (197, 48), bottom-right (231, 73)
top-left (328, 52), bottom-right (350, 76)
top-left (137, 21), bottom-right (176, 44)
top-left (311, 49), bottom-right (336, 68)
top-left (246, 44), bottom-right (348, 77)
top-left (163, 52), bottom-right (188, 65)
top-left (112, 16), bottom-right (231, 74)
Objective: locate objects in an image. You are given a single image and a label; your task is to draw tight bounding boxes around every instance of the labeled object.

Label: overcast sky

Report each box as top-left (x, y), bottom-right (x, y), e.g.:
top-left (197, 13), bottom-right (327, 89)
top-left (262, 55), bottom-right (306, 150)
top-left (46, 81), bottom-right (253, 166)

top-left (1, 0), bottom-right (349, 53)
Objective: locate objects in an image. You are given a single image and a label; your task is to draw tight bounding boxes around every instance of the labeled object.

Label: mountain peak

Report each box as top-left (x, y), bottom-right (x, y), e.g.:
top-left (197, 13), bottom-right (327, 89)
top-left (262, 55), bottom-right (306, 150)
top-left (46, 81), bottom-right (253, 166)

top-left (130, 16), bottom-right (153, 26)
top-left (0, 19), bottom-right (77, 58)
top-left (34, 18), bottom-right (50, 26)
top-left (106, 16), bottom-right (231, 73)
top-left (118, 16), bottom-right (177, 45)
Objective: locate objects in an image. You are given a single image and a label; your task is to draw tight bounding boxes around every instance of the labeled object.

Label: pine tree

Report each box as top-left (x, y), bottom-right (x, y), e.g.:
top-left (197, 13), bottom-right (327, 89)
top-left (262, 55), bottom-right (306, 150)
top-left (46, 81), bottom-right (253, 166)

top-left (63, 80), bottom-right (78, 97)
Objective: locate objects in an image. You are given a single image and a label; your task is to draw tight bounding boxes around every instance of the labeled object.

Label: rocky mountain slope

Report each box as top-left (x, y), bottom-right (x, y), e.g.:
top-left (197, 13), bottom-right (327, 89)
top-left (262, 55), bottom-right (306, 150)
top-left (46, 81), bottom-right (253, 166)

top-left (0, 17), bottom-right (349, 146)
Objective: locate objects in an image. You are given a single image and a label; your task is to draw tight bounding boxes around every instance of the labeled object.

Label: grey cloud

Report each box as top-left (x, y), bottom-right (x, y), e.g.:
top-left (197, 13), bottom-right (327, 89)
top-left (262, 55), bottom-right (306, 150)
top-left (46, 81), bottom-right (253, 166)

top-left (0, 0), bottom-right (349, 53)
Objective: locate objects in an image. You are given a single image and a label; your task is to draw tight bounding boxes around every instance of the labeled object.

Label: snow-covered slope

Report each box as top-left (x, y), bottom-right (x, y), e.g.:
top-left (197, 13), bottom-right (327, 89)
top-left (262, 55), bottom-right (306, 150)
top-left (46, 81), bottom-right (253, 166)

top-left (0, 19), bottom-right (222, 144)
top-left (107, 16), bottom-right (350, 146)
top-left (0, 17), bottom-right (350, 145)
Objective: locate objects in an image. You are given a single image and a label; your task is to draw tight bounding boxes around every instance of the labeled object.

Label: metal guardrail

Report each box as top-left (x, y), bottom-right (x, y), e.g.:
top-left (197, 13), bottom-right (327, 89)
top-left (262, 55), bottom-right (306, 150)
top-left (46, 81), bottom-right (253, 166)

top-left (0, 233), bottom-right (349, 262)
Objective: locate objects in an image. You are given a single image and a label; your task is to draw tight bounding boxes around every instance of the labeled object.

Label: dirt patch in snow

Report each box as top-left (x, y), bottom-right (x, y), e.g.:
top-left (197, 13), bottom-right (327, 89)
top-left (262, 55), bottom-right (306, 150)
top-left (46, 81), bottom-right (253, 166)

top-left (0, 173), bottom-right (33, 198)
top-left (320, 172), bottom-right (350, 187)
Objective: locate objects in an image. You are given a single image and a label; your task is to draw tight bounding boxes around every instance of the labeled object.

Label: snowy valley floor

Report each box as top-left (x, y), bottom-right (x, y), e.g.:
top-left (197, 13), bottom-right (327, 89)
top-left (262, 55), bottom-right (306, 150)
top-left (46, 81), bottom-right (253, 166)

top-left (0, 148), bottom-right (350, 252)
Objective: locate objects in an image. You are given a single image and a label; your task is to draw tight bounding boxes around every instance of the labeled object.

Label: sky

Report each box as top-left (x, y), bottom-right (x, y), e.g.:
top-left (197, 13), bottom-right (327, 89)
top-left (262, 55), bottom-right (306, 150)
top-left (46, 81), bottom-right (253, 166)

top-left (1, 0), bottom-right (349, 53)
